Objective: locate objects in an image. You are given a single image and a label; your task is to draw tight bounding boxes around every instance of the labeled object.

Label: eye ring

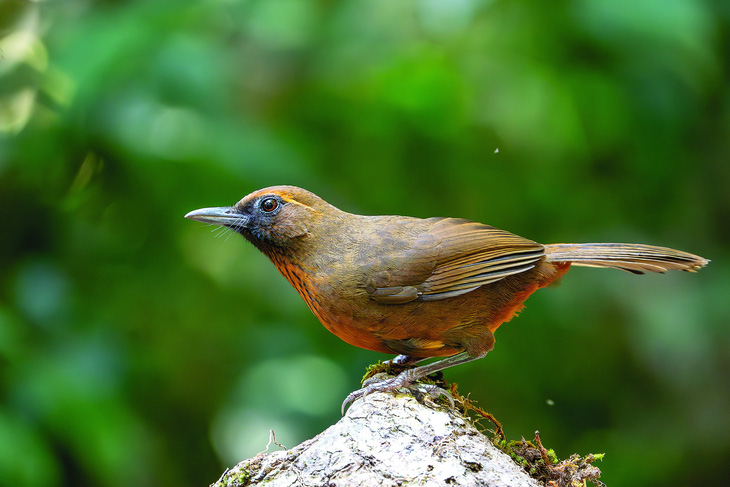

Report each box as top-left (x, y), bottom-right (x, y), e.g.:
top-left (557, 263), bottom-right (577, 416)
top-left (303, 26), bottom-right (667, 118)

top-left (260, 197), bottom-right (279, 213)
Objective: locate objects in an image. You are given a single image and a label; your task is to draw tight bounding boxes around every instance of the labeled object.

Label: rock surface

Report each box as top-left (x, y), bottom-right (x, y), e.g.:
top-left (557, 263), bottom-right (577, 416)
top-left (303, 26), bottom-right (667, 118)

top-left (213, 391), bottom-right (539, 486)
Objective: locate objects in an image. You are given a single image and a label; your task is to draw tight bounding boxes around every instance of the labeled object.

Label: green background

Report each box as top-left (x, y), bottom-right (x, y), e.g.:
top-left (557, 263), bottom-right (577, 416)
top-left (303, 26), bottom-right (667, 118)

top-left (1, 0), bottom-right (728, 485)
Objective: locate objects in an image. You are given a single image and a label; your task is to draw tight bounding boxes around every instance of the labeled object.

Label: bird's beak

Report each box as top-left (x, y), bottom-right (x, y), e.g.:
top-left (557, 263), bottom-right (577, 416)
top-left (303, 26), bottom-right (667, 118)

top-left (184, 207), bottom-right (249, 228)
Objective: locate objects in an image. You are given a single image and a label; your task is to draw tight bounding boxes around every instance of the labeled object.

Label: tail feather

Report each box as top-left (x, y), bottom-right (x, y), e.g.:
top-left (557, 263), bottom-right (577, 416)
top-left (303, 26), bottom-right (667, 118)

top-left (544, 243), bottom-right (708, 274)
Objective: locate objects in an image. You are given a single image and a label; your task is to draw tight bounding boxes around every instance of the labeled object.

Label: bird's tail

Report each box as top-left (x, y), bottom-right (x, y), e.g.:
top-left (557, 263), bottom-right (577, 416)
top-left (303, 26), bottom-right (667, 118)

top-left (544, 243), bottom-right (708, 274)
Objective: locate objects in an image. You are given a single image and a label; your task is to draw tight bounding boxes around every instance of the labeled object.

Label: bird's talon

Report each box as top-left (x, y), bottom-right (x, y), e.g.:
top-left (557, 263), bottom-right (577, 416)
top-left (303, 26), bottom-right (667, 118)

top-left (341, 391), bottom-right (361, 415)
top-left (416, 383), bottom-right (455, 408)
top-left (342, 374), bottom-right (409, 415)
top-left (361, 372), bottom-right (391, 388)
top-left (341, 373), bottom-right (455, 415)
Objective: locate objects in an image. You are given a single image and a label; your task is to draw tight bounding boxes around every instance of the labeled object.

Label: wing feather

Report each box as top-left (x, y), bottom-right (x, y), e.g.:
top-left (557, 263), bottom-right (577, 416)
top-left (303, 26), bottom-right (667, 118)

top-left (368, 217), bottom-right (545, 304)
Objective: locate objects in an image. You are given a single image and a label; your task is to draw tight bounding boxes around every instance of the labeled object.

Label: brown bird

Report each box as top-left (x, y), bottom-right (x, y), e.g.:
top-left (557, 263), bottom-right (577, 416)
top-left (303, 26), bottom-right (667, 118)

top-left (185, 186), bottom-right (708, 411)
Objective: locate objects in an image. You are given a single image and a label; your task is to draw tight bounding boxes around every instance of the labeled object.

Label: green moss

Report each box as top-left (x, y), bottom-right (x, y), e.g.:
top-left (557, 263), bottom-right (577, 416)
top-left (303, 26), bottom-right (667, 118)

top-left (361, 360), bottom-right (393, 383)
top-left (496, 432), bottom-right (604, 487)
top-left (216, 466), bottom-right (252, 487)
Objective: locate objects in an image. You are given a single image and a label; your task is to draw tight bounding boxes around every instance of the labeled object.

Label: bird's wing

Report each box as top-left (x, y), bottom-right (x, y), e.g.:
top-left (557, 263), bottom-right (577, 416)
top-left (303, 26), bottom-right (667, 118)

top-left (368, 218), bottom-right (545, 304)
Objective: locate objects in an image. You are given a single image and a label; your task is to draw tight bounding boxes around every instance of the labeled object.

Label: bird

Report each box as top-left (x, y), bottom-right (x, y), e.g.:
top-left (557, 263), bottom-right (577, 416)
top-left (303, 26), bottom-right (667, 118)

top-left (185, 185), bottom-right (708, 412)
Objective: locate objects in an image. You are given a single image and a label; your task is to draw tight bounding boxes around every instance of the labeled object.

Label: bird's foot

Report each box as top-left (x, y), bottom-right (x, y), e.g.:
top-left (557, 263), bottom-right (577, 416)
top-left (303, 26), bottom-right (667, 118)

top-left (412, 382), bottom-right (455, 409)
top-left (341, 369), bottom-right (454, 414)
top-left (342, 352), bottom-right (485, 414)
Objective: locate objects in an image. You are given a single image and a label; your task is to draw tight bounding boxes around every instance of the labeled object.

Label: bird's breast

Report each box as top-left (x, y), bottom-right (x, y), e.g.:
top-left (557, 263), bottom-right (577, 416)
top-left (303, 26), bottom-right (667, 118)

top-left (266, 249), bottom-right (403, 353)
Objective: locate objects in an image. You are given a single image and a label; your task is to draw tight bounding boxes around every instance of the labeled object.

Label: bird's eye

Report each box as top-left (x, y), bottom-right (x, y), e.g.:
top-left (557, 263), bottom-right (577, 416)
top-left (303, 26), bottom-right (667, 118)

top-left (260, 197), bottom-right (278, 213)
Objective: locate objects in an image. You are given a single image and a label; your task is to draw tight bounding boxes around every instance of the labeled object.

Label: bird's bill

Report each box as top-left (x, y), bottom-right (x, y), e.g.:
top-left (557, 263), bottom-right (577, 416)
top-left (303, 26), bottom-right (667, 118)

top-left (184, 207), bottom-right (248, 227)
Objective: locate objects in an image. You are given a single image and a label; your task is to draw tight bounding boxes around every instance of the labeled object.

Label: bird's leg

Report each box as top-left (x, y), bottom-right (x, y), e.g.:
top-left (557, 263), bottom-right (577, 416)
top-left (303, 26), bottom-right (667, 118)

top-left (342, 351), bottom-right (488, 414)
top-left (388, 354), bottom-right (427, 366)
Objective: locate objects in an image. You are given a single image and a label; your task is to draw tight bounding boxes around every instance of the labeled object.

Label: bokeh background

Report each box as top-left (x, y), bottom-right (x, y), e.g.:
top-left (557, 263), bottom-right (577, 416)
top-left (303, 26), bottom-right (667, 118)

top-left (1, 0), bottom-right (728, 485)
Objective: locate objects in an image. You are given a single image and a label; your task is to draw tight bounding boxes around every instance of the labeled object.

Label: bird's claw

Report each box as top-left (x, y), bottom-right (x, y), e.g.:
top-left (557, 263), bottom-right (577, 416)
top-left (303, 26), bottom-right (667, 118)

top-left (415, 383), bottom-right (455, 409)
top-left (341, 372), bottom-right (455, 415)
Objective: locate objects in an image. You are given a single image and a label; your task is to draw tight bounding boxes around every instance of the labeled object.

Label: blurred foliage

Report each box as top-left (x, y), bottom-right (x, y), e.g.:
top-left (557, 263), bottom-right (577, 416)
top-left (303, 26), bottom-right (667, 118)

top-left (0, 0), bottom-right (728, 486)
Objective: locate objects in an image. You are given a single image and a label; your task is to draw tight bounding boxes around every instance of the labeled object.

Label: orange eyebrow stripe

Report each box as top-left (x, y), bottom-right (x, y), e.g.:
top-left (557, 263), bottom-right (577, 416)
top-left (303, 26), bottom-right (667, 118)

top-left (280, 196), bottom-right (318, 212)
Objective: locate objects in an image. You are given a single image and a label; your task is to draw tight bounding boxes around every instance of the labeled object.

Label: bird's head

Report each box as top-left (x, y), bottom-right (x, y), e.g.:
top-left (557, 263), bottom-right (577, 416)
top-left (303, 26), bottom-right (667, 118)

top-left (185, 185), bottom-right (340, 251)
